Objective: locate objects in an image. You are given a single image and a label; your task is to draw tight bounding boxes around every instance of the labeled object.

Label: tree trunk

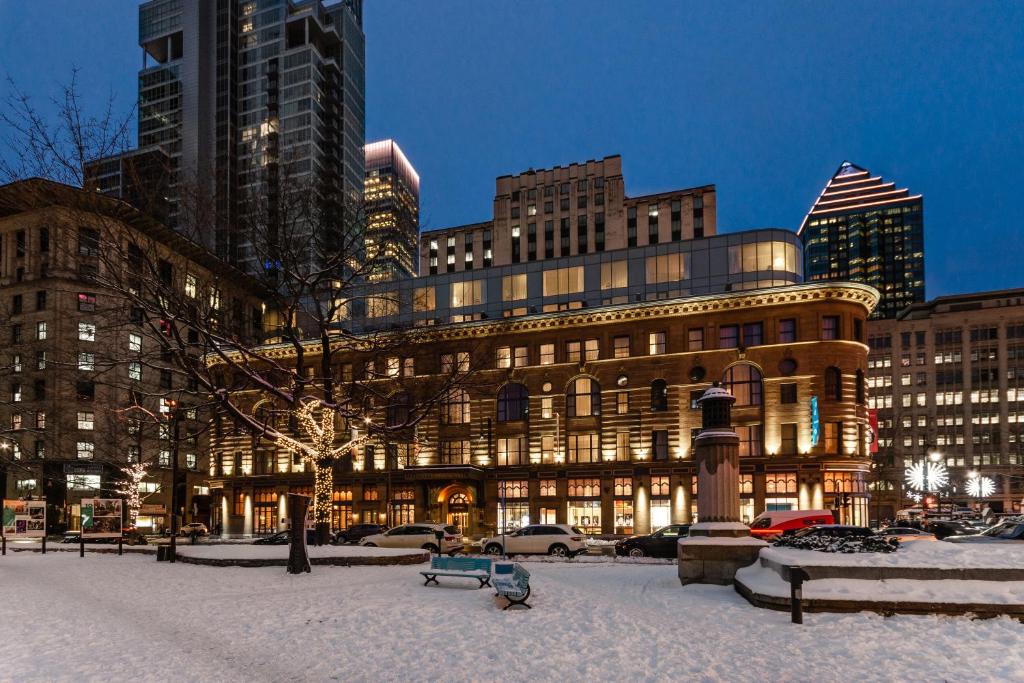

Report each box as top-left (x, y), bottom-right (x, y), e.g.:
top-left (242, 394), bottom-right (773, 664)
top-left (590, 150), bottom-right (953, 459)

top-left (313, 460), bottom-right (333, 546)
top-left (286, 494), bottom-right (311, 574)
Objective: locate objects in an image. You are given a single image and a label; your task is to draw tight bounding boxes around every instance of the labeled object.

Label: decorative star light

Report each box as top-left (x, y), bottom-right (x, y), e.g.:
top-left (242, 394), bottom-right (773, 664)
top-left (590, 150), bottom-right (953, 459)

top-left (966, 475), bottom-right (995, 499)
top-left (906, 491), bottom-right (922, 503)
top-left (904, 460), bottom-right (948, 492)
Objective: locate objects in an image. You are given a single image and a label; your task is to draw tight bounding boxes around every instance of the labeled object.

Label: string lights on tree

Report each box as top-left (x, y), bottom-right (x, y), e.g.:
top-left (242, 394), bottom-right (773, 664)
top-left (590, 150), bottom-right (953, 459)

top-left (274, 399), bottom-right (370, 540)
top-left (114, 462), bottom-right (150, 527)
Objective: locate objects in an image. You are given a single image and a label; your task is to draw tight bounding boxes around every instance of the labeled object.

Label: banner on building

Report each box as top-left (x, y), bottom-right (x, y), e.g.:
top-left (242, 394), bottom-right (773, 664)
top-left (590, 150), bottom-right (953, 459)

top-left (2, 499), bottom-right (46, 538)
top-left (810, 396), bottom-right (820, 447)
top-left (868, 409), bottom-right (879, 454)
top-left (81, 498), bottom-right (123, 538)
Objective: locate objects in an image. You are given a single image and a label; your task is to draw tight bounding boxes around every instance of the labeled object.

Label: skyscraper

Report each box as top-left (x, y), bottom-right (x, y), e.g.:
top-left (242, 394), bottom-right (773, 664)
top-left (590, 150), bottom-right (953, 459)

top-left (799, 161), bottom-right (924, 319)
top-left (121, 0), bottom-right (365, 269)
top-left (364, 140), bottom-right (419, 281)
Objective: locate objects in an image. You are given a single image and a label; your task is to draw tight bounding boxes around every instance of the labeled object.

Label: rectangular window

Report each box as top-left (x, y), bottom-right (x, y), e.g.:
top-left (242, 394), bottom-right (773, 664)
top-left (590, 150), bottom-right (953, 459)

top-left (616, 432), bottom-right (630, 461)
top-left (35, 291), bottom-right (46, 311)
top-left (780, 423), bottom-right (798, 454)
top-left (413, 286), bottom-right (436, 312)
top-left (128, 333), bottom-right (142, 352)
top-left (822, 316), bottom-right (840, 341)
top-left (76, 442), bottom-right (95, 460)
top-left (584, 338), bottom-right (599, 361)
top-left (824, 421), bottom-right (842, 454)
top-left (613, 336), bottom-right (630, 358)
top-left (513, 347), bottom-right (528, 367)
top-left (36, 322), bottom-right (47, 340)
top-left (566, 341), bottom-right (581, 363)
top-left (652, 430), bottom-right (669, 461)
top-left (616, 391), bottom-right (629, 414)
top-left (600, 260), bottom-right (627, 289)
top-left (736, 424), bottom-right (763, 457)
top-left (78, 352), bottom-right (95, 371)
top-left (542, 266), bottom-right (584, 297)
top-left (365, 293), bottom-right (398, 318)
top-left (497, 437), bottom-right (527, 466)
top-left (780, 383), bottom-right (797, 404)
top-left (648, 332), bottom-right (666, 355)
top-left (502, 274), bottom-right (527, 301)
top-left (78, 293), bottom-right (96, 311)
top-left (403, 357), bottom-right (415, 377)
top-left (539, 344), bottom-right (555, 365)
top-left (645, 253), bottom-right (689, 284)
top-left (688, 328), bottom-right (704, 352)
top-left (78, 322), bottom-right (96, 341)
top-left (567, 433), bottom-right (599, 463)
top-left (742, 322), bottom-right (763, 347)
top-left (77, 411), bottom-right (95, 430)
top-left (128, 362), bottom-right (141, 381)
top-left (496, 346), bottom-right (512, 368)
top-left (450, 280), bottom-right (484, 307)
top-left (779, 318), bottom-right (797, 343)
top-left (719, 325), bottom-right (739, 349)
top-left (541, 396), bottom-right (553, 419)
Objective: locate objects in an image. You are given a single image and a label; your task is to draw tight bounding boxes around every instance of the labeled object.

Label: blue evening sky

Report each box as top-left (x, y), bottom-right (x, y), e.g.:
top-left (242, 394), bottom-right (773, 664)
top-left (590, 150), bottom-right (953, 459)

top-left (2, 1), bottom-right (1022, 297)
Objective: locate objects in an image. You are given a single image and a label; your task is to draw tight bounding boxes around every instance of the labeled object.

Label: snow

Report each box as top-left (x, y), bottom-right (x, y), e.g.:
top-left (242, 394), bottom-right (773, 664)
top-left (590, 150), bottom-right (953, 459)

top-left (763, 540), bottom-right (1024, 569)
top-left (174, 543), bottom-right (422, 561)
top-left (679, 536), bottom-right (767, 546)
top-left (688, 522), bottom-right (751, 532)
top-left (3, 553), bottom-right (1024, 682)
top-left (736, 562), bottom-right (1024, 605)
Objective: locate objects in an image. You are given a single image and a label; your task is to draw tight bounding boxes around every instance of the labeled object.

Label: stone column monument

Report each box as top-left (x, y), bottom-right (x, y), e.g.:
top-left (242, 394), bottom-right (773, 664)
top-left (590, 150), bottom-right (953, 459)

top-left (679, 385), bottom-right (767, 585)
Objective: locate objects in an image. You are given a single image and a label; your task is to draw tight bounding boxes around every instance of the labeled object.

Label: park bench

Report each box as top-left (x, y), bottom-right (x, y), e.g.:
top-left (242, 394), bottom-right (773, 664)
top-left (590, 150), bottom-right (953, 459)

top-left (420, 556), bottom-right (493, 588)
top-left (493, 562), bottom-right (531, 609)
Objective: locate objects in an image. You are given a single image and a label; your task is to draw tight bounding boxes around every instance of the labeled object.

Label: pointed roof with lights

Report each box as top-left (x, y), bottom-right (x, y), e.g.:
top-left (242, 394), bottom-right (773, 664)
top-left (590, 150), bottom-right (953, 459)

top-left (798, 161), bottom-right (922, 235)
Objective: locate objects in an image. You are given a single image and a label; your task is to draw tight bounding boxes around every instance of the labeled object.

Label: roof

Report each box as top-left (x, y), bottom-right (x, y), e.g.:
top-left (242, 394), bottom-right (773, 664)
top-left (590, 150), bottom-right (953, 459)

top-left (798, 161), bottom-right (922, 235)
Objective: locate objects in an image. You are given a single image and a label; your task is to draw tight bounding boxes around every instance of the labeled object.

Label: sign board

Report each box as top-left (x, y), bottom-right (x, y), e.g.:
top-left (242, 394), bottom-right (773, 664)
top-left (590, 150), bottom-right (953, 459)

top-left (868, 409), bottom-right (879, 454)
top-left (64, 463), bottom-right (104, 475)
top-left (81, 498), bottom-right (123, 538)
top-left (139, 504), bottom-right (166, 515)
top-left (809, 396), bottom-right (820, 447)
top-left (2, 499), bottom-right (46, 538)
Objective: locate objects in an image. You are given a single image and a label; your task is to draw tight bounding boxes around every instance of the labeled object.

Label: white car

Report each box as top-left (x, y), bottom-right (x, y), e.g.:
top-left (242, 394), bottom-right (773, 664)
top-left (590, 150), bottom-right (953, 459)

top-left (359, 523), bottom-right (463, 555)
top-left (875, 527), bottom-right (935, 542)
top-left (179, 522), bottom-right (208, 536)
top-left (480, 524), bottom-right (587, 558)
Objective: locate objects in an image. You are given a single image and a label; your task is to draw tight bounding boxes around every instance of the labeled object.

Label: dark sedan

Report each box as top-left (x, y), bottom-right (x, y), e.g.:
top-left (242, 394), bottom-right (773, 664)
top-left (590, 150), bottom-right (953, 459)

top-left (946, 521), bottom-right (1024, 543)
top-left (332, 523), bottom-right (387, 545)
top-left (615, 524), bottom-right (690, 558)
top-left (252, 529), bottom-right (322, 545)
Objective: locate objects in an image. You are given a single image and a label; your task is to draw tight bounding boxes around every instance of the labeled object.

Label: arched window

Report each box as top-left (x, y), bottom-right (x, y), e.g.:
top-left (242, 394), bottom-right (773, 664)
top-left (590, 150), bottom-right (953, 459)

top-left (825, 366), bottom-right (842, 401)
top-left (650, 379), bottom-right (668, 412)
top-left (496, 383), bottom-right (529, 422)
top-left (567, 377), bottom-right (601, 417)
top-left (386, 392), bottom-right (410, 427)
top-left (855, 369), bottom-right (865, 405)
top-left (722, 364), bottom-right (762, 406)
top-left (441, 388), bottom-right (471, 424)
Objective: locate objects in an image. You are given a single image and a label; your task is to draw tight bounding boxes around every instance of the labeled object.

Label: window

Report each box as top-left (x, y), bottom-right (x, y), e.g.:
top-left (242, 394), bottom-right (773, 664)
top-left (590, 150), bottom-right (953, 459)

top-left (542, 266), bottom-right (584, 296)
top-left (77, 293), bottom-right (96, 311)
top-left (496, 346), bottom-right (512, 369)
top-left (76, 442), bottom-right (95, 460)
top-left (78, 322), bottom-right (96, 341)
top-left (567, 433), bottom-right (599, 463)
top-left (719, 325), bottom-right (739, 349)
top-left (742, 322), bottom-right (763, 347)
top-left (584, 338), bottom-right (599, 361)
top-left (441, 389), bottom-right (470, 424)
top-left (184, 274), bottom-right (197, 298)
top-left (539, 344), bottom-right (555, 366)
top-left (822, 316), bottom-right (840, 340)
top-left (565, 341), bottom-right (582, 364)
top-left (645, 253), bottom-right (688, 283)
top-left (513, 347), bottom-right (528, 367)
top-left (365, 294), bottom-right (398, 318)
top-left (600, 260), bottom-right (627, 289)
top-left (567, 377), bottom-right (601, 417)
top-left (652, 429), bottom-right (669, 460)
top-left (497, 383), bottom-right (529, 422)
top-left (722, 364), bottom-right (762, 406)
top-left (736, 424), bottom-right (763, 457)
top-left (780, 383), bottom-right (797, 404)
top-left (128, 362), bottom-right (142, 381)
top-left (440, 352), bottom-right (470, 374)
top-left (78, 352), bottom-right (95, 371)
top-left (824, 421), bottom-right (842, 454)
top-left (648, 331), bottom-right (666, 355)
top-left (413, 286), bottom-right (436, 312)
top-left (402, 357), bottom-right (415, 377)
top-left (11, 383), bottom-right (22, 402)
top-left (34, 291), bottom-right (46, 311)
top-left (77, 411), bottom-right (94, 430)
top-left (779, 318), bottom-right (797, 343)
top-left (825, 366), bottom-right (842, 401)
top-left (78, 227), bottom-right (100, 256)
top-left (650, 379), bottom-right (668, 411)
top-left (440, 441), bottom-right (471, 465)
top-left (613, 336), bottom-right (630, 358)
top-left (541, 396), bottom-right (553, 419)
top-left (502, 274), bottom-right (527, 301)
top-left (688, 328), bottom-right (704, 351)
top-left (36, 412), bottom-right (45, 429)
top-left (615, 431), bottom-right (630, 460)
top-left (616, 391), bottom-right (629, 414)
top-left (386, 392), bottom-right (410, 427)
top-left (129, 333), bottom-right (142, 352)
top-left (450, 280), bottom-right (484, 307)
top-left (497, 437), bottom-right (527, 466)
top-left (780, 423), bottom-right (798, 454)
top-left (36, 321), bottom-right (47, 340)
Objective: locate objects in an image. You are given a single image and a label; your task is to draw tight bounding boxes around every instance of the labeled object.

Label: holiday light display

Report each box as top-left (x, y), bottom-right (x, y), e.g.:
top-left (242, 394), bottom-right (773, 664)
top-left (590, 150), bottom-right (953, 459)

top-left (274, 399), bottom-right (370, 531)
top-left (114, 463), bottom-right (149, 526)
top-left (904, 460), bottom-right (949, 492)
top-left (966, 475), bottom-right (995, 499)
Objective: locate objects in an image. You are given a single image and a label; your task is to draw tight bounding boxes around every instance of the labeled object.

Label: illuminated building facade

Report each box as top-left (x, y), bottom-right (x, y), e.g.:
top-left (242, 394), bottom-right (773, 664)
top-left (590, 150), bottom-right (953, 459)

top-left (364, 140), bottom-right (420, 281)
top-left (867, 289), bottom-right (1024, 521)
top-left (420, 155), bottom-right (716, 275)
top-left (800, 161), bottom-right (924, 319)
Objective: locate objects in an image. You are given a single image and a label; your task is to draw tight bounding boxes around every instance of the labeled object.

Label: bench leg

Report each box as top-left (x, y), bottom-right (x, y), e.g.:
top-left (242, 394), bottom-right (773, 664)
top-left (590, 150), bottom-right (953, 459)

top-left (479, 576), bottom-right (491, 588)
top-left (423, 575), bottom-right (438, 586)
top-left (502, 586), bottom-right (532, 609)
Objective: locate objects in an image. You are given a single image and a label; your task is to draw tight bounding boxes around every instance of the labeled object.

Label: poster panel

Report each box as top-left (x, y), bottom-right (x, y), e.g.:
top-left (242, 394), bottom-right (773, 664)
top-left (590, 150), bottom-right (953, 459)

top-left (81, 498), bottom-right (123, 538)
top-left (2, 499), bottom-right (46, 538)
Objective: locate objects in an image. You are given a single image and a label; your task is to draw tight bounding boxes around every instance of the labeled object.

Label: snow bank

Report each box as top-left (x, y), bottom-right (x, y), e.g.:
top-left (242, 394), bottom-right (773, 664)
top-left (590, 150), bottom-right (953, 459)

top-left (2, 553), bottom-right (1023, 682)
top-left (175, 543), bottom-right (421, 560)
top-left (763, 540), bottom-right (1024, 569)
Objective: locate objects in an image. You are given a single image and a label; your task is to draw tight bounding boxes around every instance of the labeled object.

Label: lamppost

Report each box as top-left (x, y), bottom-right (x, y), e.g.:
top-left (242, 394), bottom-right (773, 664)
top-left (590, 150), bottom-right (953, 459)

top-left (165, 400), bottom-right (181, 563)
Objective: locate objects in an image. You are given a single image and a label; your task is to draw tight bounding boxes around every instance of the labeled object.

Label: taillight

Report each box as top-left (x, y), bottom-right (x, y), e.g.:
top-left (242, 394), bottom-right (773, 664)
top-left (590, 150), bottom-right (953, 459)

top-left (571, 537), bottom-right (583, 542)
top-left (445, 535), bottom-right (456, 541)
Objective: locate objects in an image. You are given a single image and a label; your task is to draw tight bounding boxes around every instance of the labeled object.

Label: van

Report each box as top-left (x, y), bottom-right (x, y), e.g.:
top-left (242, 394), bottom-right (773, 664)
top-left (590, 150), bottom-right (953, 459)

top-left (749, 510), bottom-right (835, 539)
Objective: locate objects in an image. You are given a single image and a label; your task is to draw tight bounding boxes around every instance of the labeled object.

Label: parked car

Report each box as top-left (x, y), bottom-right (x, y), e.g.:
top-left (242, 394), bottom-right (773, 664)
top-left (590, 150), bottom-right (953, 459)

top-left (332, 523), bottom-right (387, 545)
top-left (749, 510), bottom-right (836, 539)
top-left (615, 524), bottom-right (690, 558)
top-left (61, 528), bottom-right (148, 546)
top-left (359, 523), bottom-right (463, 555)
top-left (479, 524), bottom-right (588, 558)
top-left (179, 522), bottom-right (209, 537)
top-left (252, 529), bottom-right (323, 545)
top-left (945, 521), bottom-right (1024, 543)
top-left (925, 520), bottom-right (977, 540)
top-left (875, 527), bottom-right (935, 542)
top-left (791, 525), bottom-right (875, 539)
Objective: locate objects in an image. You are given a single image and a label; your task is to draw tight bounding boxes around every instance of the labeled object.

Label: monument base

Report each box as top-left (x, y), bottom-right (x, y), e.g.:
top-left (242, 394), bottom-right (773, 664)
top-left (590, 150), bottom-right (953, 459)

top-left (687, 521), bottom-right (752, 538)
top-left (678, 533), bottom-right (767, 586)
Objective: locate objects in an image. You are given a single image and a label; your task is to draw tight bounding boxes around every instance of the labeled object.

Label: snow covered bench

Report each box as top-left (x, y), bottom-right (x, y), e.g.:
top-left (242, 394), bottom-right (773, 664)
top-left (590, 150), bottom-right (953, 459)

top-left (493, 562), bottom-right (531, 609)
top-left (420, 556), bottom-right (493, 588)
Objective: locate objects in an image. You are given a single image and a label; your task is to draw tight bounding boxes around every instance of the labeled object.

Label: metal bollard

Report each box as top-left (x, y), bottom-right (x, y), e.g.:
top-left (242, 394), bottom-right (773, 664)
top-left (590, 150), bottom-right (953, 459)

top-left (789, 566), bottom-right (810, 624)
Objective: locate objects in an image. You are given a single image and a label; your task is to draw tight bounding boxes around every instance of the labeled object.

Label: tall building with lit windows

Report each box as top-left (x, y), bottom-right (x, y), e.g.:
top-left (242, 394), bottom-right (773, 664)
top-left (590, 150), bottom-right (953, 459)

top-left (364, 140), bottom-right (420, 281)
top-left (91, 0), bottom-right (365, 271)
top-left (799, 161), bottom-right (924, 319)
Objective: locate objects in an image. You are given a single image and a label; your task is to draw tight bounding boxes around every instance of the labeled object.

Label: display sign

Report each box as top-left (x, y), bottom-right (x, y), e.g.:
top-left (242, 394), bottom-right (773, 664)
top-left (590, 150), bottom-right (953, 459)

top-left (2, 499), bottom-right (46, 538)
top-left (81, 498), bottom-right (123, 538)
top-left (868, 409), bottom-right (879, 454)
top-left (139, 504), bottom-right (166, 515)
top-left (809, 396), bottom-right (820, 447)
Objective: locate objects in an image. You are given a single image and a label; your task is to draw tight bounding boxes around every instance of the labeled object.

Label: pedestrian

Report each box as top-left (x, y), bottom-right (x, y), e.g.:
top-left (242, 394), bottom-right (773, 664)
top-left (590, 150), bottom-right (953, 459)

top-left (190, 528), bottom-right (199, 545)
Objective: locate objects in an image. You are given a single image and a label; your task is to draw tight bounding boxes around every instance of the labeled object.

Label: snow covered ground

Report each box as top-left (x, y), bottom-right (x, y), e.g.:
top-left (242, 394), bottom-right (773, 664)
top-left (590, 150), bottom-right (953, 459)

top-left (2, 552), bottom-right (1023, 683)
top-left (763, 540), bottom-right (1024, 569)
top-left (175, 543), bottom-right (421, 560)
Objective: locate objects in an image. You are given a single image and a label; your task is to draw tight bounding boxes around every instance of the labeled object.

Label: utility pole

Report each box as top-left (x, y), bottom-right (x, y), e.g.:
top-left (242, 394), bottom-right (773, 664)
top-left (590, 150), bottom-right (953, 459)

top-left (168, 402), bottom-right (181, 563)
